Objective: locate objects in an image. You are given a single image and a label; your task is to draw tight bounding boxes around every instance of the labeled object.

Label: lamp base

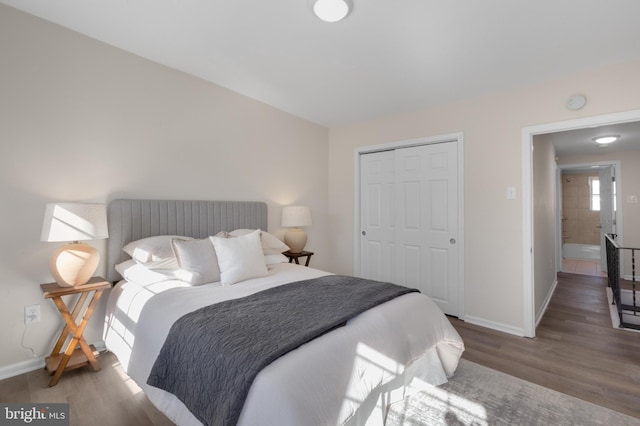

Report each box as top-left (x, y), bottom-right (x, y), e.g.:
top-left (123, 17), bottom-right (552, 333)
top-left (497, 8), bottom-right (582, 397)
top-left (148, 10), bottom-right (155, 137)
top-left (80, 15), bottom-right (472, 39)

top-left (49, 242), bottom-right (99, 287)
top-left (284, 228), bottom-right (307, 254)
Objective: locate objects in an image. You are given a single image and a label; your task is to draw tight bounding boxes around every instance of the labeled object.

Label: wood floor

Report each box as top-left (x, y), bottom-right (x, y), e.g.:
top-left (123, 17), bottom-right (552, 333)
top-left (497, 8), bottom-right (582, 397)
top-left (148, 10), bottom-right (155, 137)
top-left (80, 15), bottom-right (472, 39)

top-left (1, 272), bottom-right (638, 424)
top-left (451, 272), bottom-right (640, 420)
top-left (0, 351), bottom-right (173, 426)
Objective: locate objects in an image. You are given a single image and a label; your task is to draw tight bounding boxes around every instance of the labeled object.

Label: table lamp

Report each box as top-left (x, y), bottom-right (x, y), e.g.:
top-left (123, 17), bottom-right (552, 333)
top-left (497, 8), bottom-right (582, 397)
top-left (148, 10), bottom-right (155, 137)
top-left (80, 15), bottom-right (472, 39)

top-left (41, 203), bottom-right (109, 287)
top-left (281, 205), bottom-right (311, 254)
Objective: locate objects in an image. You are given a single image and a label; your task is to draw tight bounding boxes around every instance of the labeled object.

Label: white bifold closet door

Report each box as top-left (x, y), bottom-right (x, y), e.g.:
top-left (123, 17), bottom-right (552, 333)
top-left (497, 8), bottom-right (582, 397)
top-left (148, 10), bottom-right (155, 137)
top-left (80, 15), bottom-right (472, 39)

top-left (360, 142), bottom-right (459, 316)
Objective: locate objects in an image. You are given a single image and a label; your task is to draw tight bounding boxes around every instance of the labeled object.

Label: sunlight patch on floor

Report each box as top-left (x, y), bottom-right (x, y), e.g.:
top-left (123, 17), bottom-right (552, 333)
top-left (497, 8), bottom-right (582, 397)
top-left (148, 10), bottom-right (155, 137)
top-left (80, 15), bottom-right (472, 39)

top-left (389, 383), bottom-right (488, 426)
top-left (111, 360), bottom-right (143, 396)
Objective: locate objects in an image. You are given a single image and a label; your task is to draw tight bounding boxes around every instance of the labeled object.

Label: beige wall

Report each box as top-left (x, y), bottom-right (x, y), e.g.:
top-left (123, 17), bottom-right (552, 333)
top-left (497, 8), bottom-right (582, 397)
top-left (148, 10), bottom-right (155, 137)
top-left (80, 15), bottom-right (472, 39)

top-left (532, 136), bottom-right (557, 319)
top-left (561, 172), bottom-right (600, 245)
top-left (328, 60), bottom-right (640, 333)
top-left (0, 6), bottom-right (329, 371)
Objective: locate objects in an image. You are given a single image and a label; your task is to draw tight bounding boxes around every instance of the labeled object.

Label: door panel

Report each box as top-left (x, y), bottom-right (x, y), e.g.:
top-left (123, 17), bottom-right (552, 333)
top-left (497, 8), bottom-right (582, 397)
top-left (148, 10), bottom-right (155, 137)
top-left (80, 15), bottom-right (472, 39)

top-left (429, 247), bottom-right (449, 302)
top-left (401, 244), bottom-right (421, 288)
top-left (360, 151), bottom-right (395, 282)
top-left (430, 180), bottom-right (448, 231)
top-left (395, 142), bottom-right (459, 315)
top-left (360, 141), bottom-right (459, 316)
top-left (403, 181), bottom-right (420, 229)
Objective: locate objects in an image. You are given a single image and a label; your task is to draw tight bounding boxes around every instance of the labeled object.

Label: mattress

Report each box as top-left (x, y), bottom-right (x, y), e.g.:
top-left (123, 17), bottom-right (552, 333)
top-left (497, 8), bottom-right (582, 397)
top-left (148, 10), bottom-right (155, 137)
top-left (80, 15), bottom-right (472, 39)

top-left (104, 263), bottom-right (464, 425)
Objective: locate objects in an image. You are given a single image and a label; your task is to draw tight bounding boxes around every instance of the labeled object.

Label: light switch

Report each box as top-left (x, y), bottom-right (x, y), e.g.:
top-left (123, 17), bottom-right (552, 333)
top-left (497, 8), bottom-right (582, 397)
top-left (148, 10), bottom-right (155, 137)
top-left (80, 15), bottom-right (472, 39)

top-left (507, 186), bottom-right (516, 200)
top-left (627, 195), bottom-right (638, 204)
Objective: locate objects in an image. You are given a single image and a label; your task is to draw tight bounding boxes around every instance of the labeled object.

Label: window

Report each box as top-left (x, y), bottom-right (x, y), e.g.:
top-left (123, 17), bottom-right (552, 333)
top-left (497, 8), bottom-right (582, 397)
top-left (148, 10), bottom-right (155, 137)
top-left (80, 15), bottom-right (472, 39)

top-left (589, 176), bottom-right (600, 211)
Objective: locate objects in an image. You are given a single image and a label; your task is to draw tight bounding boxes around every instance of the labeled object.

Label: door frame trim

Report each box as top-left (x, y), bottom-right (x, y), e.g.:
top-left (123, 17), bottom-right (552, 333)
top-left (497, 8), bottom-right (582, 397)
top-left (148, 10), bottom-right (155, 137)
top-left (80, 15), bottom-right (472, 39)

top-left (353, 132), bottom-right (465, 319)
top-left (522, 108), bottom-right (640, 338)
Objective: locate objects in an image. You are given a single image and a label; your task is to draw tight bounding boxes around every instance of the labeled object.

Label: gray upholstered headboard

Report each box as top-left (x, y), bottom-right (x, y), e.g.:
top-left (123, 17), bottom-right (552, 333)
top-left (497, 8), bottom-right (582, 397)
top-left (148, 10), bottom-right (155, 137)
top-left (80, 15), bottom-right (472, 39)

top-left (106, 199), bottom-right (268, 283)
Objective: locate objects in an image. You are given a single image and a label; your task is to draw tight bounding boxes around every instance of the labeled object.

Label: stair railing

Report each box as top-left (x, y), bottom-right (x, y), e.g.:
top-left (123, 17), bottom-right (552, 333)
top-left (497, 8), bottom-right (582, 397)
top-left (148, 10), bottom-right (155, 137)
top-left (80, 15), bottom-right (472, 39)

top-left (604, 233), bottom-right (639, 330)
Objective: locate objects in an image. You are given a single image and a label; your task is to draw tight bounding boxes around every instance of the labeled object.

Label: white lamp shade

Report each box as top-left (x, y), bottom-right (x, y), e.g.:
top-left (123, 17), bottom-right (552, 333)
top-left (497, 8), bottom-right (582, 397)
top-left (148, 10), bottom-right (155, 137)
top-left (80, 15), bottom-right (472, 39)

top-left (282, 206), bottom-right (312, 228)
top-left (41, 203), bottom-right (109, 242)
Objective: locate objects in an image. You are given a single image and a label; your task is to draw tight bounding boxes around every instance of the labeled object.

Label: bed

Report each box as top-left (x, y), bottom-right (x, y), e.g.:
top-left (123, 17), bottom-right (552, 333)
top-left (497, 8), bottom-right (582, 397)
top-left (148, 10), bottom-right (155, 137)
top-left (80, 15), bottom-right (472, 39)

top-left (103, 199), bottom-right (464, 426)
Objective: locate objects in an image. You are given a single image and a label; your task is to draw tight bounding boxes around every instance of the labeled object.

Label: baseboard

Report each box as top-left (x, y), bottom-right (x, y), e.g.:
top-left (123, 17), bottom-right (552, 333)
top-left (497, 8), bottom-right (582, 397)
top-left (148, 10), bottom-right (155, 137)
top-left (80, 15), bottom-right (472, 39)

top-left (0, 341), bottom-right (106, 381)
top-left (94, 341), bottom-right (107, 353)
top-left (463, 315), bottom-right (526, 337)
top-left (0, 357), bottom-right (45, 381)
top-left (535, 278), bottom-right (558, 327)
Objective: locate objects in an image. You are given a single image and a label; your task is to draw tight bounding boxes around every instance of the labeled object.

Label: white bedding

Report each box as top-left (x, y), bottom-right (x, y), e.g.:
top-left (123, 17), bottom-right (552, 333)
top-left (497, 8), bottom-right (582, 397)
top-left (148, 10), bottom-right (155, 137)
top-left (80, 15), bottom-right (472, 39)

top-left (104, 263), bottom-right (464, 426)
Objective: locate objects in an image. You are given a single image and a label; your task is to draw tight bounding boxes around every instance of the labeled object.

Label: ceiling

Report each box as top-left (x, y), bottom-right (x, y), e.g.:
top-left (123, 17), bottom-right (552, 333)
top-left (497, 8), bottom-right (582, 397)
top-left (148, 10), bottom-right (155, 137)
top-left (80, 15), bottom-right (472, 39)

top-left (549, 120), bottom-right (640, 158)
top-left (2, 0), bottom-right (640, 127)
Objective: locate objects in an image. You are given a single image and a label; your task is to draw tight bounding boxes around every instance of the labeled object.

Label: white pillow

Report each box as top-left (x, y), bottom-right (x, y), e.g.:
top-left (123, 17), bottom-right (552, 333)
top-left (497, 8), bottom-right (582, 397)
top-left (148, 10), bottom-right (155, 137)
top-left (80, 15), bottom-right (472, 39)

top-left (171, 237), bottom-right (222, 285)
top-left (123, 235), bottom-right (193, 269)
top-left (115, 259), bottom-right (182, 286)
top-left (229, 229), bottom-right (289, 255)
top-left (264, 253), bottom-right (289, 265)
top-left (210, 229), bottom-right (268, 285)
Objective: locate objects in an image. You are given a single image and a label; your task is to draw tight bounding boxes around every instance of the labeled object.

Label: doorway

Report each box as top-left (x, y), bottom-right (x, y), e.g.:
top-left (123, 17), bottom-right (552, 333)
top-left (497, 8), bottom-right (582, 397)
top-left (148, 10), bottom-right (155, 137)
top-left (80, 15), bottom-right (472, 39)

top-left (522, 108), bottom-right (640, 338)
top-left (558, 163), bottom-right (618, 278)
top-left (354, 133), bottom-right (465, 318)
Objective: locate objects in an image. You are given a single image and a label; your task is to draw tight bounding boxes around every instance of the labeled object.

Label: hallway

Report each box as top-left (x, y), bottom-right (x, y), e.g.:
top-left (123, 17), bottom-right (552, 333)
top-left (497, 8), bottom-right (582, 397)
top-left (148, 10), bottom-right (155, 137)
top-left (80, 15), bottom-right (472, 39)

top-left (562, 258), bottom-right (607, 277)
top-left (450, 271), bottom-right (640, 419)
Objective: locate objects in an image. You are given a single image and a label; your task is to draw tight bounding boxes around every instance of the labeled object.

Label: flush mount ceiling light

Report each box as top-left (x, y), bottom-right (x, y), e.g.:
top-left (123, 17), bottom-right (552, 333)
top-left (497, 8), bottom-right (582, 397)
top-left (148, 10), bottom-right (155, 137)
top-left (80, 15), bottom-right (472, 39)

top-left (593, 135), bottom-right (620, 145)
top-left (313, 0), bottom-right (351, 22)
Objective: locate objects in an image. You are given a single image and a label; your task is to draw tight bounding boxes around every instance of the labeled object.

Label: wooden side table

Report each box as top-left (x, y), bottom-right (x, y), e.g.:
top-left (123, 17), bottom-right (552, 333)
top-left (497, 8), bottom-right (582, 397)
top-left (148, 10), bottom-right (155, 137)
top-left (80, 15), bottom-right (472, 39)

top-left (283, 250), bottom-right (314, 267)
top-left (40, 276), bottom-right (110, 387)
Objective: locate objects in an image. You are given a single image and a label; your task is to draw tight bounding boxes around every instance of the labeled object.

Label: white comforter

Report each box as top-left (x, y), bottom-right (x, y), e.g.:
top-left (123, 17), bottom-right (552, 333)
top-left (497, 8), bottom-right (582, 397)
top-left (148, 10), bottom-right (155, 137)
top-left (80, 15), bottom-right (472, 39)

top-left (104, 263), bottom-right (464, 426)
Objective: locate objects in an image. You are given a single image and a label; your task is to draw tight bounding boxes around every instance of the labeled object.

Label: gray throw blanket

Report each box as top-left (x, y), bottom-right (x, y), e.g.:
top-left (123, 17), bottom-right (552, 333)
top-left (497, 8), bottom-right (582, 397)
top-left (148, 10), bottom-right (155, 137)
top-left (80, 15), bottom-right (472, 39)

top-left (147, 275), bottom-right (418, 426)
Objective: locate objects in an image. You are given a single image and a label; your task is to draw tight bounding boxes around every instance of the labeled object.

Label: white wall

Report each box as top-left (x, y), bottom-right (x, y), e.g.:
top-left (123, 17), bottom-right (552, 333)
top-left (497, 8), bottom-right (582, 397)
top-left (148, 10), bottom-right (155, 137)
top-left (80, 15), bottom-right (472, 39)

top-left (328, 59), bottom-right (640, 334)
top-left (0, 5), bottom-right (329, 371)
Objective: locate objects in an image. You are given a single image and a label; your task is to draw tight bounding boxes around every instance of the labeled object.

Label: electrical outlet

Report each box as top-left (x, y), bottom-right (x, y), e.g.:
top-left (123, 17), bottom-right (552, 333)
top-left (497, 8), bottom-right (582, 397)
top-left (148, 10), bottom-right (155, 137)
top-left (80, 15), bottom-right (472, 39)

top-left (24, 304), bottom-right (40, 324)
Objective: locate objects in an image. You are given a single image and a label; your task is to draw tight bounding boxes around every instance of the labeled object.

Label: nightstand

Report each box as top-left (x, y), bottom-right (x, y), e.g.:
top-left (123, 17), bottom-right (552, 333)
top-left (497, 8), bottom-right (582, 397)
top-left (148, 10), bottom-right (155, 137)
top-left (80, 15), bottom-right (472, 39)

top-left (283, 250), bottom-right (314, 267)
top-left (40, 276), bottom-right (110, 387)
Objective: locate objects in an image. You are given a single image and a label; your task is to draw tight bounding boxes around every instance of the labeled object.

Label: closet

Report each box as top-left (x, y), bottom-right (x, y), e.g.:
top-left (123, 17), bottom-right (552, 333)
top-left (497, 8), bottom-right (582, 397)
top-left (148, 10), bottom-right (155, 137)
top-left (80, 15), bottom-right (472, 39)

top-left (359, 141), bottom-right (460, 316)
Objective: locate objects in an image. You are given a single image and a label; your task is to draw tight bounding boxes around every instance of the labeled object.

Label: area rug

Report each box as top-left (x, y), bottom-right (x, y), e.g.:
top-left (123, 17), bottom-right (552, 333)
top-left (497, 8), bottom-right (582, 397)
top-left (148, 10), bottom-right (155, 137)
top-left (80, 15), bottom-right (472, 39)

top-left (386, 359), bottom-right (639, 426)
